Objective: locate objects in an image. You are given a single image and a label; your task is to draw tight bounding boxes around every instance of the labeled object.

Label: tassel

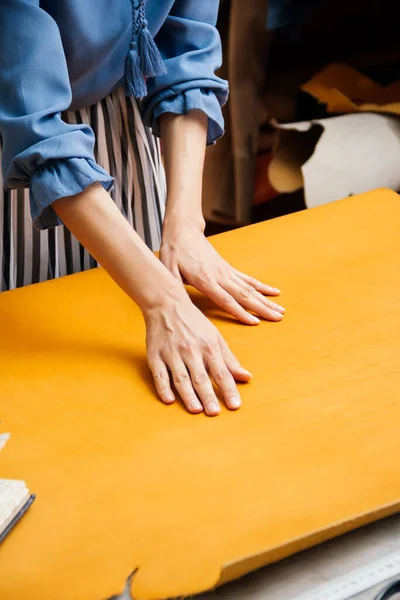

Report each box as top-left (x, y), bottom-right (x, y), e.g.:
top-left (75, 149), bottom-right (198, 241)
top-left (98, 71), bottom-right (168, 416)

top-left (124, 40), bottom-right (147, 98)
top-left (138, 22), bottom-right (167, 78)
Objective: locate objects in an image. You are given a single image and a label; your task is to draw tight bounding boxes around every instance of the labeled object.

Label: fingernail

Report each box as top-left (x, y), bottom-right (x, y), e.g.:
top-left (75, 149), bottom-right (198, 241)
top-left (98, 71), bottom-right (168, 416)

top-left (272, 288), bottom-right (281, 293)
top-left (272, 303), bottom-right (286, 313)
top-left (189, 400), bottom-right (202, 413)
top-left (240, 368), bottom-right (253, 378)
top-left (249, 315), bottom-right (260, 324)
top-left (273, 311), bottom-right (283, 319)
top-left (207, 402), bottom-right (220, 415)
top-left (164, 393), bottom-right (175, 403)
top-left (229, 397), bottom-right (241, 409)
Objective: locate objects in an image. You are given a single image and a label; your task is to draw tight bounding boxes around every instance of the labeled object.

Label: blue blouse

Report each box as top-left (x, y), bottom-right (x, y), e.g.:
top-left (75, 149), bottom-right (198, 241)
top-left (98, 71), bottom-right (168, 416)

top-left (0, 0), bottom-right (228, 229)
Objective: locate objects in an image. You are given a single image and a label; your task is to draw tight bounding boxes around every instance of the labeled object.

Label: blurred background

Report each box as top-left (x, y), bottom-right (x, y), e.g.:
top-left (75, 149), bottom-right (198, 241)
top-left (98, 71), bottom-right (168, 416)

top-left (203, 0), bottom-right (400, 235)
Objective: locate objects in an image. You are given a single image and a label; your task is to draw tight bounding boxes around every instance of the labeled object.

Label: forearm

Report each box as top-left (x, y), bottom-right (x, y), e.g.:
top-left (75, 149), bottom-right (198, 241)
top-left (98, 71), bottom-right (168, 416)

top-left (160, 110), bottom-right (208, 231)
top-left (53, 183), bottom-right (185, 312)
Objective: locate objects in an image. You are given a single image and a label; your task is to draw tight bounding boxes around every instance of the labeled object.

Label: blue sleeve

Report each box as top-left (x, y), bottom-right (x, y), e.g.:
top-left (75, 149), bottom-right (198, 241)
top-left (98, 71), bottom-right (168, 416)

top-left (0, 0), bottom-right (113, 230)
top-left (142, 0), bottom-right (229, 146)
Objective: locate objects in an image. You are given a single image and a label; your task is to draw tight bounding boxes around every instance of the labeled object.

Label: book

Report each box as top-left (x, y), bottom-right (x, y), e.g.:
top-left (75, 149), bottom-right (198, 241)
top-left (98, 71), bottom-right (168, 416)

top-left (0, 434), bottom-right (35, 543)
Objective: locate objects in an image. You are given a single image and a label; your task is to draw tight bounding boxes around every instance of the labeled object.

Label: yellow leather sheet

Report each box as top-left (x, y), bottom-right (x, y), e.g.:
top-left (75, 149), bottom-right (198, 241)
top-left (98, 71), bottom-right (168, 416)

top-left (302, 63), bottom-right (400, 116)
top-left (1, 189), bottom-right (400, 600)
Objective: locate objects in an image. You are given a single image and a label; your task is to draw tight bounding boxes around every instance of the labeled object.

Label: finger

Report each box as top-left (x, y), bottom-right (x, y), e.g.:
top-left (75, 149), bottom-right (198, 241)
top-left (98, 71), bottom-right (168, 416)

top-left (218, 337), bottom-right (252, 382)
top-left (148, 355), bottom-right (175, 405)
top-left (234, 269), bottom-right (281, 296)
top-left (232, 274), bottom-right (285, 314)
top-left (206, 352), bottom-right (242, 411)
top-left (167, 356), bottom-right (203, 414)
top-left (200, 282), bottom-right (261, 326)
top-left (225, 278), bottom-right (284, 322)
top-left (184, 356), bottom-right (221, 417)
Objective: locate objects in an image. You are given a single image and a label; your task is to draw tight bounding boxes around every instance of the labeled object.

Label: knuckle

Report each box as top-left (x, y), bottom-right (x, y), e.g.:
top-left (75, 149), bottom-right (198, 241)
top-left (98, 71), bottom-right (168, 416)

top-left (174, 371), bottom-right (189, 384)
top-left (193, 371), bottom-right (207, 385)
top-left (218, 272), bottom-right (230, 286)
top-left (215, 370), bottom-right (229, 383)
top-left (207, 354), bottom-right (219, 364)
top-left (223, 294), bottom-right (234, 306)
top-left (201, 272), bottom-right (211, 284)
top-left (250, 285), bottom-right (259, 296)
top-left (178, 339), bottom-right (192, 353)
top-left (248, 284), bottom-right (259, 296)
top-left (196, 267), bottom-right (211, 285)
top-left (153, 370), bottom-right (166, 381)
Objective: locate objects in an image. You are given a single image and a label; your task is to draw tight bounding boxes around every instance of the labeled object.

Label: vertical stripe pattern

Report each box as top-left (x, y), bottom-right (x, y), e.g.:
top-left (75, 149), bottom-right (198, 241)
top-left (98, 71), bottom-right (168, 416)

top-left (0, 88), bottom-right (166, 292)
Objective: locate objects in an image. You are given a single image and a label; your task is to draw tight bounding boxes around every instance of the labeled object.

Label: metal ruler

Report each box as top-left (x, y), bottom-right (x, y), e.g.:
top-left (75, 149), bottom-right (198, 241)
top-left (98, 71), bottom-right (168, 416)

top-left (293, 550), bottom-right (400, 600)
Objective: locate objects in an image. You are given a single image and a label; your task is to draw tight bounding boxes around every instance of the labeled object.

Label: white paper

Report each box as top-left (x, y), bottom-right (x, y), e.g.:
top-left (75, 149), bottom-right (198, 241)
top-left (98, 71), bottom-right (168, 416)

top-left (270, 113), bottom-right (400, 208)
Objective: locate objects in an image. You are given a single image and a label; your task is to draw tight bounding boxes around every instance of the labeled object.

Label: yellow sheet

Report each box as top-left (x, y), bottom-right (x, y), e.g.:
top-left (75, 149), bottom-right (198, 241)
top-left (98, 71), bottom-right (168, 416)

top-left (1, 189), bottom-right (400, 600)
top-left (302, 63), bottom-right (400, 116)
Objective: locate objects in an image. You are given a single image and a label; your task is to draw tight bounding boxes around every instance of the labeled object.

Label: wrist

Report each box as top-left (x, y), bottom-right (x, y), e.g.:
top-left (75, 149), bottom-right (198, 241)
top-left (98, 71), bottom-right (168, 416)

top-left (163, 205), bottom-right (205, 237)
top-left (140, 275), bottom-right (189, 319)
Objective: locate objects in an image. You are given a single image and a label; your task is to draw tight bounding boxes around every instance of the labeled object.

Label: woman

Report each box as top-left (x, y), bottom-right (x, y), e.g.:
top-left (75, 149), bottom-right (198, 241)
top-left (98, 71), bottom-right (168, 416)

top-left (0, 0), bottom-right (285, 416)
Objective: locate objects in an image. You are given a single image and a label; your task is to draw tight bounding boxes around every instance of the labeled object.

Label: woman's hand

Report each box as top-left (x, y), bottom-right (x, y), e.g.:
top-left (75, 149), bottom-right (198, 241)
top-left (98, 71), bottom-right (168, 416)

top-left (160, 222), bottom-right (285, 326)
top-left (144, 288), bottom-right (252, 416)
top-left (54, 185), bottom-right (250, 416)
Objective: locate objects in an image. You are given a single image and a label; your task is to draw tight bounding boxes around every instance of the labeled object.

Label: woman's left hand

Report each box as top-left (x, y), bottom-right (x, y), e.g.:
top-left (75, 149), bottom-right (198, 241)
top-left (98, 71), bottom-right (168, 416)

top-left (160, 223), bottom-right (285, 326)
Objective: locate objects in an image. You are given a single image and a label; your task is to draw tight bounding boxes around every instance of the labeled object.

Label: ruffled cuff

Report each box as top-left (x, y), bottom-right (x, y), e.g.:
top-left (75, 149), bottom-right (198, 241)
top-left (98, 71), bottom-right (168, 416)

top-left (30, 158), bottom-right (114, 230)
top-left (143, 88), bottom-right (227, 146)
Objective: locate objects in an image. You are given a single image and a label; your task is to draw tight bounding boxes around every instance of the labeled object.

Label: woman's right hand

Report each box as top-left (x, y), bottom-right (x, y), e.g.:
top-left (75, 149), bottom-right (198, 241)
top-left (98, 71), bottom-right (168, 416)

top-left (144, 290), bottom-right (252, 416)
top-left (53, 185), bottom-right (250, 416)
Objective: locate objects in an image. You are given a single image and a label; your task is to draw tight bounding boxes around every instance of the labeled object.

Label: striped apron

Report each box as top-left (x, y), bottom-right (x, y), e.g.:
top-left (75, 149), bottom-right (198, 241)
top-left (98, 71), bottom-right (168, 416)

top-left (0, 87), bottom-right (166, 292)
